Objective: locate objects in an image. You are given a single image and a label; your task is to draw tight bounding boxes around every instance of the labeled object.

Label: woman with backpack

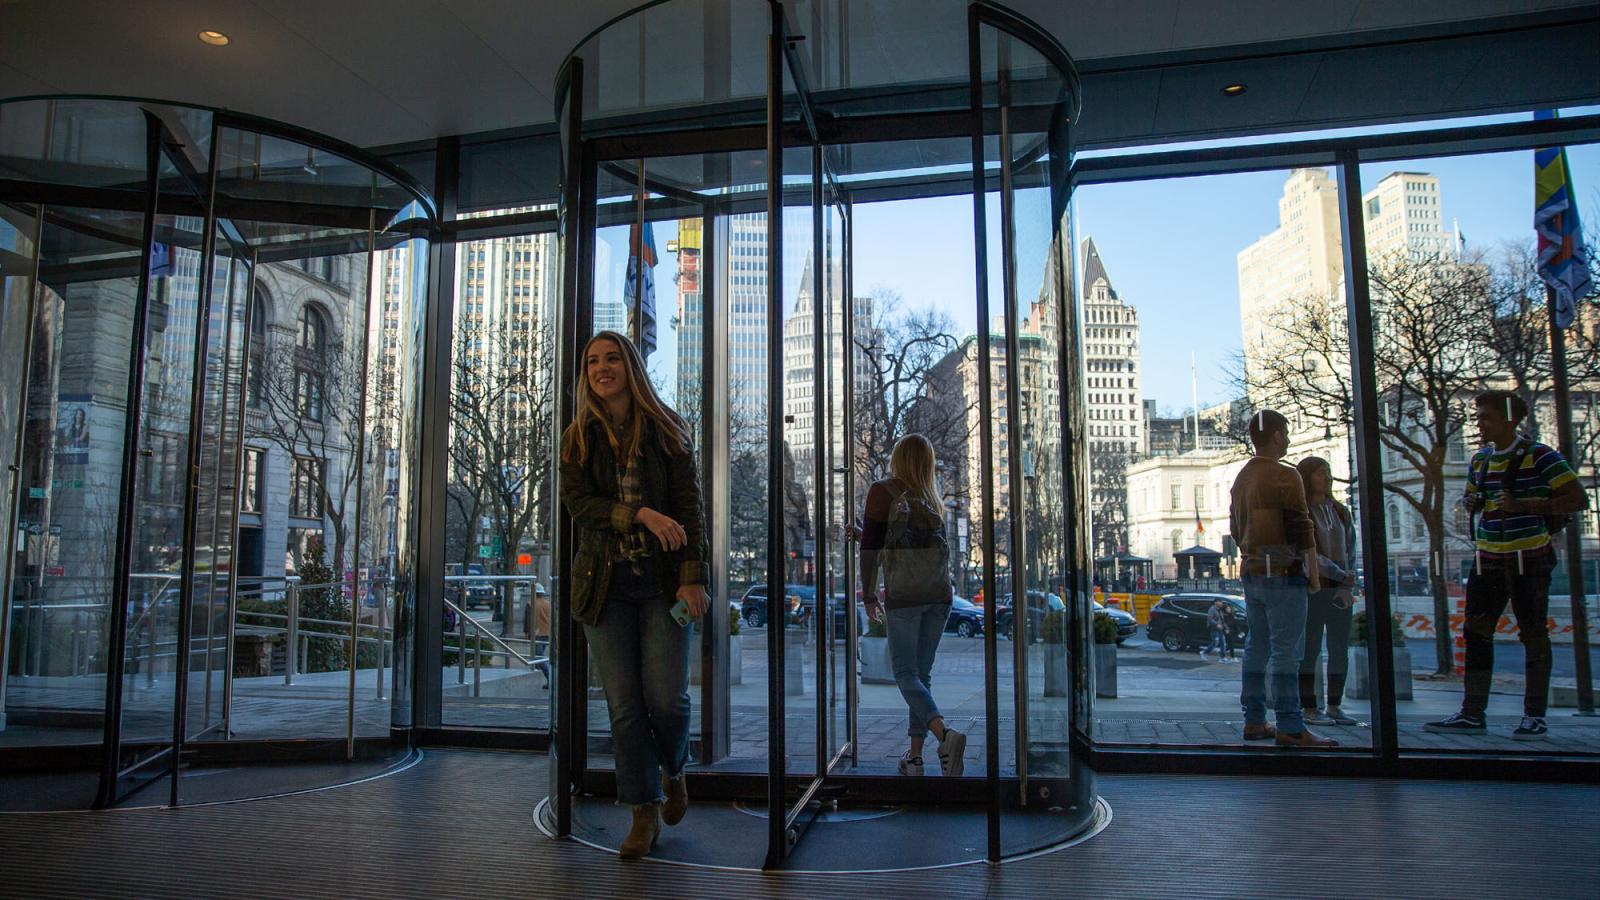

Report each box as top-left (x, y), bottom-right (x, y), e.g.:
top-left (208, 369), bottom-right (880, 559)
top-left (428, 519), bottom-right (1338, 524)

top-left (859, 434), bottom-right (967, 777)
top-left (1295, 455), bottom-right (1358, 726)
top-left (559, 331), bottom-right (708, 859)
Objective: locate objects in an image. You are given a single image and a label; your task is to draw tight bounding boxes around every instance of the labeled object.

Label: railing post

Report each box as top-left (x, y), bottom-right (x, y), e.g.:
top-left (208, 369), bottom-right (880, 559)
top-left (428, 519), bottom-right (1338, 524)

top-left (456, 605), bottom-right (467, 685)
top-left (285, 582), bottom-right (299, 686)
top-left (474, 631), bottom-right (483, 698)
top-left (375, 592), bottom-right (387, 701)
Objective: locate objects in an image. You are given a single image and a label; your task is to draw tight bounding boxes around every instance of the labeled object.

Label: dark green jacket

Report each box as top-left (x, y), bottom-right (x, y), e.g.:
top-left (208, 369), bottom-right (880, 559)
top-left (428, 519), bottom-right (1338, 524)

top-left (559, 417), bottom-right (708, 626)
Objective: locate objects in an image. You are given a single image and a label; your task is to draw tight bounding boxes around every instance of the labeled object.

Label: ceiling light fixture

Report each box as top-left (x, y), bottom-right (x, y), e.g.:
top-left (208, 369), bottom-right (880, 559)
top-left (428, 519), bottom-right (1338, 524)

top-left (199, 30), bottom-right (230, 47)
top-left (1221, 83), bottom-right (1247, 96)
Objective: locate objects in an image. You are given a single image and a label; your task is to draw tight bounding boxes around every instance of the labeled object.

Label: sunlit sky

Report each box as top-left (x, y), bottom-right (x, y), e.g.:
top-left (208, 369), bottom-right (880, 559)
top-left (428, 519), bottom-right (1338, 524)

top-left (597, 113), bottom-right (1600, 415)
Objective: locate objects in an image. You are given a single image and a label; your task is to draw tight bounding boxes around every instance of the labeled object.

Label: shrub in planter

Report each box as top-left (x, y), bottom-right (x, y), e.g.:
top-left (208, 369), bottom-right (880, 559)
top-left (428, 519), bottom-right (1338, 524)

top-left (1350, 610), bottom-right (1412, 700)
top-left (1092, 613), bottom-right (1118, 645)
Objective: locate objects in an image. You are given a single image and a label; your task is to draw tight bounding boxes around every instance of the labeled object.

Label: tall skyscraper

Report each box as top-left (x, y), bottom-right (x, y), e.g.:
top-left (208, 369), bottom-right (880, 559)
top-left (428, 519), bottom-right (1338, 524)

top-left (1081, 237), bottom-right (1143, 455)
top-left (1081, 237), bottom-right (1142, 558)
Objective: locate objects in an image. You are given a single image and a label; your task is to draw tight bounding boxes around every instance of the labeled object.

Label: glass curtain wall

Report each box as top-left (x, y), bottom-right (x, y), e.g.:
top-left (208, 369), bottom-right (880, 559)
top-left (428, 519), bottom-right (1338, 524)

top-left (1355, 145), bottom-right (1599, 754)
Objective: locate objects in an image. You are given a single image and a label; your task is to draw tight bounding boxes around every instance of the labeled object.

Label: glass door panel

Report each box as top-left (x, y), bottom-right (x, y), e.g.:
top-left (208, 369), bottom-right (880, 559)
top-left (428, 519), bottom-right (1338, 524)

top-left (112, 153), bottom-right (207, 797)
top-left (2, 207), bottom-right (142, 751)
top-left (780, 141), bottom-right (819, 785)
top-left (980, 16), bottom-right (1093, 856)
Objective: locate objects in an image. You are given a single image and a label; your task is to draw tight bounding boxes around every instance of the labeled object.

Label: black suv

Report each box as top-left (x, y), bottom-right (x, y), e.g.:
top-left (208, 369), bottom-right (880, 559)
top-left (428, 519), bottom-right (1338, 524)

top-left (740, 584), bottom-right (813, 628)
top-left (1146, 593), bottom-right (1248, 652)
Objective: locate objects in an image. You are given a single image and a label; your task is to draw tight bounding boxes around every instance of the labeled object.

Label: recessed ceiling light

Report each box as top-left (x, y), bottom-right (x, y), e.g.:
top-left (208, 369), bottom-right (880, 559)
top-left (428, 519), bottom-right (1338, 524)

top-left (1221, 83), bottom-right (1247, 97)
top-left (199, 30), bottom-right (230, 47)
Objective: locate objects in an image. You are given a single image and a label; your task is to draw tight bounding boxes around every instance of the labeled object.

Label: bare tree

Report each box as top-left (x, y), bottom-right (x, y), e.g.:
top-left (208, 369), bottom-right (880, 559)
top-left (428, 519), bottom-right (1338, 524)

top-left (250, 322), bottom-right (364, 582)
top-left (449, 320), bottom-right (556, 635)
top-left (853, 289), bottom-right (976, 504)
top-left (1089, 445), bottom-right (1134, 559)
top-left (1246, 250), bottom-right (1490, 673)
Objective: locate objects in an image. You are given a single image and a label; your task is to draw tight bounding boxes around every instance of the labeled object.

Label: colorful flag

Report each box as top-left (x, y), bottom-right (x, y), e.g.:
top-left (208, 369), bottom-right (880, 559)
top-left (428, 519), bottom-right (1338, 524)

top-left (625, 218), bottom-right (658, 356)
top-left (1534, 110), bottom-right (1594, 330)
top-left (1195, 507), bottom-right (1205, 535)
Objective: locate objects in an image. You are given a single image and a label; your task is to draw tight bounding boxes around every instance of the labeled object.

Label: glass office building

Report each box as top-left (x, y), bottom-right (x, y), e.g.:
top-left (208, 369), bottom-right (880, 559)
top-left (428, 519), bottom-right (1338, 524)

top-left (1, 0), bottom-right (1597, 878)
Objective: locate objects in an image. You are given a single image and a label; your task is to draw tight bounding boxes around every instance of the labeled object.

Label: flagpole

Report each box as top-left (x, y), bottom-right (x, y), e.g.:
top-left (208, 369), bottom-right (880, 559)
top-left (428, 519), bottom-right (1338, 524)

top-left (1191, 351), bottom-right (1200, 450)
top-left (1547, 284), bottom-right (1596, 715)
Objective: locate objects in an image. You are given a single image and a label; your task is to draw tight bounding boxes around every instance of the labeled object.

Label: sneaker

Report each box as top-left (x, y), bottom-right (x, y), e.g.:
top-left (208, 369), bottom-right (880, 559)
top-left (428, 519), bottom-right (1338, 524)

top-left (1512, 716), bottom-right (1548, 741)
top-left (937, 728), bottom-right (967, 777)
top-left (1324, 706), bottom-right (1358, 726)
top-left (897, 753), bottom-right (924, 776)
top-left (1423, 712), bottom-right (1486, 734)
top-left (1198, 650), bottom-right (1209, 660)
top-left (1302, 707), bottom-right (1334, 726)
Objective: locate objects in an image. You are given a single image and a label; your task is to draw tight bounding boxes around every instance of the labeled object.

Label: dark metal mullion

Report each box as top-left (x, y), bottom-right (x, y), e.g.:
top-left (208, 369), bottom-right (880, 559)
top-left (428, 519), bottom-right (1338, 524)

top-left (346, 208), bottom-right (379, 761)
top-left (763, 0), bottom-right (788, 871)
top-left (570, 143), bottom-right (598, 788)
top-left (414, 135), bottom-right (460, 738)
top-left (1336, 151), bottom-right (1398, 761)
top-left (631, 159), bottom-right (645, 348)
top-left (967, 2), bottom-right (1003, 865)
top-left (995, 37), bottom-right (1033, 803)
top-left (811, 142), bottom-right (828, 782)
top-left (551, 58), bottom-right (586, 833)
top-left (220, 251), bottom-right (260, 738)
top-left (96, 115), bottom-right (164, 809)
top-left (699, 196), bottom-right (727, 765)
top-left (168, 117), bottom-right (225, 806)
top-left (842, 194), bottom-right (859, 769)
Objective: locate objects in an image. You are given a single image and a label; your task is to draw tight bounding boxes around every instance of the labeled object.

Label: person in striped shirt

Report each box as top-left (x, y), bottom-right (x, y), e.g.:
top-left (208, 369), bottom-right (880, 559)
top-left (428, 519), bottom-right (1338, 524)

top-left (1426, 390), bottom-right (1588, 741)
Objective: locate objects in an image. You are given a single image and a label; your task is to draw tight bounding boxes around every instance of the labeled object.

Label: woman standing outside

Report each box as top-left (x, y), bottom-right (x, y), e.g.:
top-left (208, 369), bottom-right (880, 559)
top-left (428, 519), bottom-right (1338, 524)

top-left (859, 434), bottom-right (967, 777)
top-left (560, 331), bottom-right (709, 859)
top-left (1295, 456), bottom-right (1359, 726)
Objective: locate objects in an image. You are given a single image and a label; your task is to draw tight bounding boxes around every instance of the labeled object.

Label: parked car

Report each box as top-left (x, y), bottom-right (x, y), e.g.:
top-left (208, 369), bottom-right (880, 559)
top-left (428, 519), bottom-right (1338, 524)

top-left (739, 583), bottom-right (814, 629)
top-left (1146, 593), bottom-right (1248, 652)
top-left (1093, 599), bottom-right (1138, 643)
top-left (944, 596), bottom-right (983, 638)
top-left (995, 591), bottom-right (1064, 642)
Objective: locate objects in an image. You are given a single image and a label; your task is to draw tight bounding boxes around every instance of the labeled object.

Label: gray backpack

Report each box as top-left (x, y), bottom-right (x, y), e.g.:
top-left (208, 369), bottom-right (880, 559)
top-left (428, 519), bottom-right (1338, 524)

top-left (882, 480), bottom-right (952, 604)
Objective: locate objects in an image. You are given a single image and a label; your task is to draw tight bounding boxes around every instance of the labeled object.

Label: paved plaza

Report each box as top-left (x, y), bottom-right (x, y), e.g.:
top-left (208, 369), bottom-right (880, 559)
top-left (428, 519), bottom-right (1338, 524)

top-left (8, 627), bottom-right (1599, 760)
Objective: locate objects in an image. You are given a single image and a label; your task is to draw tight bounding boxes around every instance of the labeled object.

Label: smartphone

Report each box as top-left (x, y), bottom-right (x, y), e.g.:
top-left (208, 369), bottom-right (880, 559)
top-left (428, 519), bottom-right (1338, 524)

top-left (670, 597), bottom-right (691, 626)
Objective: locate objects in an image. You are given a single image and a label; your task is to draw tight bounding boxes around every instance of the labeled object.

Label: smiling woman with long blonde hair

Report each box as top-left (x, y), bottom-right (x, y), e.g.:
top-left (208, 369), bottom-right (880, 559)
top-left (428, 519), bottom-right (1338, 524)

top-left (559, 330), bottom-right (708, 859)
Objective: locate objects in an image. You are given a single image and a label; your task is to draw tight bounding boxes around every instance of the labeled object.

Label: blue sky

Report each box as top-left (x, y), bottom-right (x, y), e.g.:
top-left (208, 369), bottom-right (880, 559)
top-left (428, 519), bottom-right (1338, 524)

top-left (601, 120), bottom-right (1600, 415)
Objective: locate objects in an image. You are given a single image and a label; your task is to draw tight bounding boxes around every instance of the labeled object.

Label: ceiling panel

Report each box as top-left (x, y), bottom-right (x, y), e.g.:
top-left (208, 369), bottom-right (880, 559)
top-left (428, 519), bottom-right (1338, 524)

top-left (0, 0), bottom-right (1596, 151)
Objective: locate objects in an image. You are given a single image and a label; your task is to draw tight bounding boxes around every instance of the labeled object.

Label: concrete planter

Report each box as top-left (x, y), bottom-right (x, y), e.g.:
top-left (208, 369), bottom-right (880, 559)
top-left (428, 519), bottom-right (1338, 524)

top-left (859, 634), bottom-right (894, 684)
top-left (785, 627), bottom-right (807, 695)
top-left (1351, 645), bottom-right (1413, 701)
top-left (1094, 643), bottom-right (1117, 698)
top-left (688, 633), bottom-right (743, 687)
top-left (1044, 643), bottom-right (1069, 697)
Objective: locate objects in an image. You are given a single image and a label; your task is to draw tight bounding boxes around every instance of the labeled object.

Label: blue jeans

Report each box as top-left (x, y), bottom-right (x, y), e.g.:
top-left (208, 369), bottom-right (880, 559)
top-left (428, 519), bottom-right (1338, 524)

top-left (583, 587), bottom-right (691, 806)
top-left (1240, 576), bottom-right (1308, 733)
top-left (1208, 627), bottom-right (1230, 656)
top-left (887, 603), bottom-right (950, 738)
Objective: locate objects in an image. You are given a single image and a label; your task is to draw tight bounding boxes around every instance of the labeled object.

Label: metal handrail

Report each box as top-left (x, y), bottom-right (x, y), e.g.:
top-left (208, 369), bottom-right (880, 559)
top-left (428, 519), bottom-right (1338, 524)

top-left (442, 597), bottom-right (547, 698)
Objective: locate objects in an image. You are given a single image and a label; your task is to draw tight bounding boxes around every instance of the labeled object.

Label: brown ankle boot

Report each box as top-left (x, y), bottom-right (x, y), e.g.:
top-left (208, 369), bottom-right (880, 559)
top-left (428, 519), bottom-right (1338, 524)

top-left (618, 803), bottom-right (659, 859)
top-left (662, 773), bottom-right (688, 826)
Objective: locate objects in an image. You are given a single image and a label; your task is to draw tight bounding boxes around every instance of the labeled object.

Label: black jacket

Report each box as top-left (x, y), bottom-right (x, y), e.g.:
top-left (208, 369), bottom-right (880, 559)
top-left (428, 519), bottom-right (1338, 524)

top-left (559, 416), bottom-right (708, 625)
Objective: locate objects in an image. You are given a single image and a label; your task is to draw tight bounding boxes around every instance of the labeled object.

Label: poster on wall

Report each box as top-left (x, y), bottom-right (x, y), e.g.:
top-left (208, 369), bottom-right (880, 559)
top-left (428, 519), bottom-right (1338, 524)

top-left (55, 393), bottom-right (92, 465)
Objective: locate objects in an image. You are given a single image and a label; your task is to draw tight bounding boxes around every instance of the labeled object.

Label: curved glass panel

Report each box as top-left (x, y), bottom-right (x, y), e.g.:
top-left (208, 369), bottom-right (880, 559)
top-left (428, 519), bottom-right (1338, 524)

top-left (0, 98), bottom-right (433, 807)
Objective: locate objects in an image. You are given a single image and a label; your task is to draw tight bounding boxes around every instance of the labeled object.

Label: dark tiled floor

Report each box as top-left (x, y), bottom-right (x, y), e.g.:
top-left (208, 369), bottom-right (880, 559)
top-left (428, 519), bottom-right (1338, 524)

top-left (2, 748), bottom-right (1597, 898)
